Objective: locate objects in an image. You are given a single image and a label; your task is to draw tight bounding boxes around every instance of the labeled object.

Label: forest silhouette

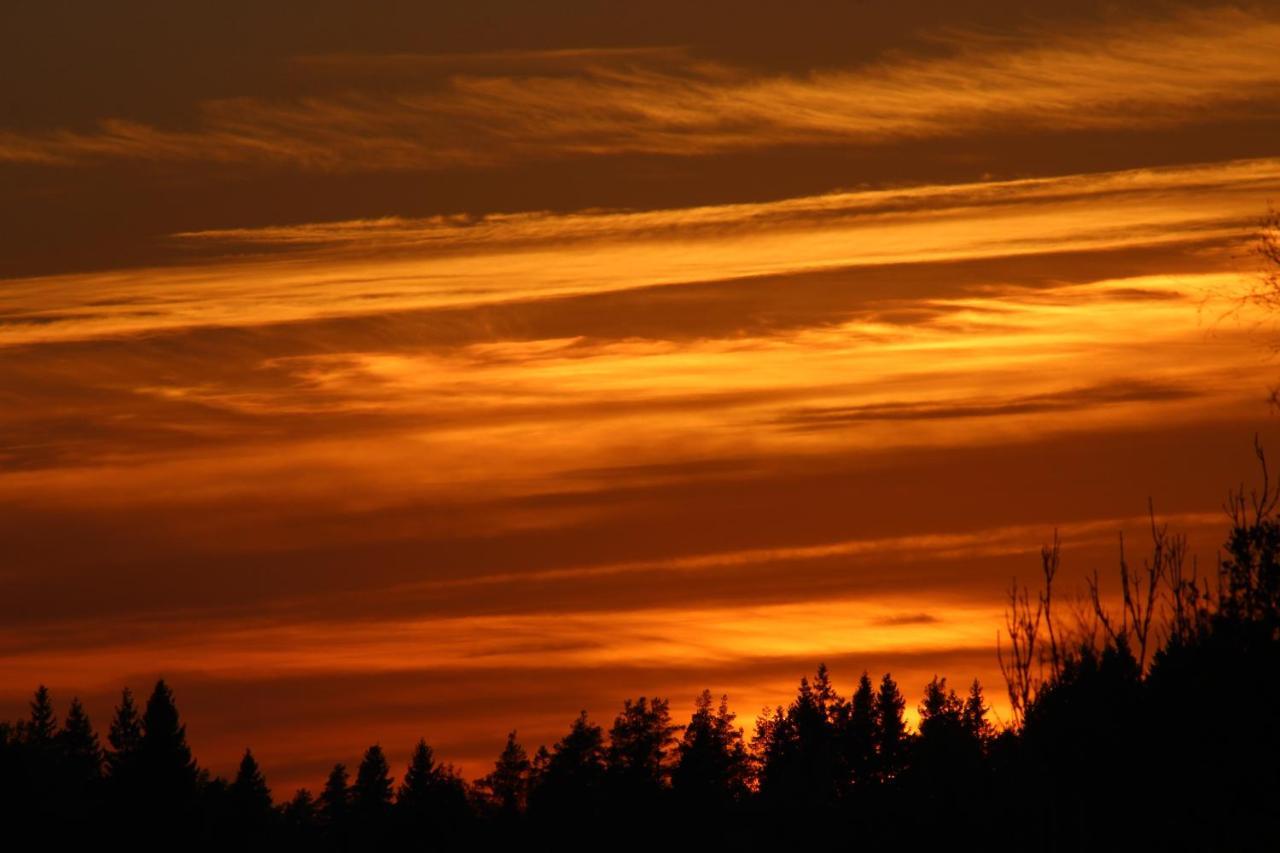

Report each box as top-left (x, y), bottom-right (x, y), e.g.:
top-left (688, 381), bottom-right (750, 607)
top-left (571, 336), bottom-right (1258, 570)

top-left (3, 450), bottom-right (1279, 851)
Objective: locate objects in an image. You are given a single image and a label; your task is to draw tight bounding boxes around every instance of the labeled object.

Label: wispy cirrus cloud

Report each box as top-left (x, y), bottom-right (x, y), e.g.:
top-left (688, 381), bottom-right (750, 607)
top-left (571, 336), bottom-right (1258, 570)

top-left (170, 157), bottom-right (1280, 254)
top-left (1, 6), bottom-right (1276, 172)
top-left (773, 379), bottom-right (1202, 430)
top-left (3, 157), bottom-right (1276, 347)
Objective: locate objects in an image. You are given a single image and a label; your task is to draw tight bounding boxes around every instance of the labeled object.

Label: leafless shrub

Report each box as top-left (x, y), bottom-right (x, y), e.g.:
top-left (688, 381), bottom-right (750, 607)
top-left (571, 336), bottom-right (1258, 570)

top-left (1224, 436), bottom-right (1279, 536)
top-left (1086, 501), bottom-right (1176, 671)
top-left (997, 533), bottom-right (1060, 726)
top-left (1220, 436), bottom-right (1280, 623)
top-left (997, 578), bottom-right (1040, 728)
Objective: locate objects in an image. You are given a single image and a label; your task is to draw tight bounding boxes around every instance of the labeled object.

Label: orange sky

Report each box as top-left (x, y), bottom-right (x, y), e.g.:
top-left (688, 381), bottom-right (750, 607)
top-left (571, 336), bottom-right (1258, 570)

top-left (3, 1), bottom-right (1280, 795)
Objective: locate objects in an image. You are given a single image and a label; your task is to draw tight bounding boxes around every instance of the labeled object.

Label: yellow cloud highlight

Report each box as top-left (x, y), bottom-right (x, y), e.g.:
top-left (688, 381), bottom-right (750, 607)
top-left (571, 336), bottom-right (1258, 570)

top-left (2, 158), bottom-right (1277, 347)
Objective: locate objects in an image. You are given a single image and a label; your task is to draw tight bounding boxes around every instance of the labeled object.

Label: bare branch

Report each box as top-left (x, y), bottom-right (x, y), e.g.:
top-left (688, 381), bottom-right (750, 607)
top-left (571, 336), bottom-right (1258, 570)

top-left (1087, 568), bottom-right (1119, 646)
top-left (1040, 531), bottom-right (1062, 679)
top-left (997, 576), bottom-right (1044, 728)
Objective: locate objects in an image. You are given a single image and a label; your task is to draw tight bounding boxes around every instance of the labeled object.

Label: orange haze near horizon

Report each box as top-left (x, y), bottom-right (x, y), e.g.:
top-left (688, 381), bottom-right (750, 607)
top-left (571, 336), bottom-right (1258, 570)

top-left (4, 1), bottom-right (1280, 795)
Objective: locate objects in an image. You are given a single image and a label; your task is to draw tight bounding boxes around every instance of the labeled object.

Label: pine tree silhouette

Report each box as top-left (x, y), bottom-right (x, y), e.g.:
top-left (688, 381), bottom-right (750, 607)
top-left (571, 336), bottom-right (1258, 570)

top-left (19, 685), bottom-right (62, 830)
top-left (139, 680), bottom-right (198, 794)
top-left (59, 697), bottom-right (103, 786)
top-left (813, 663), bottom-right (839, 716)
top-left (319, 762), bottom-right (351, 825)
top-left (672, 690), bottom-right (749, 812)
top-left (875, 673), bottom-right (907, 783)
top-left (753, 669), bottom-right (841, 812)
top-left (282, 787), bottom-right (320, 847)
top-left (106, 687), bottom-right (141, 782)
top-left (27, 685), bottom-right (57, 745)
top-left (529, 711), bottom-right (606, 826)
top-left (396, 738), bottom-right (470, 840)
top-left (101, 686), bottom-right (145, 832)
top-left (398, 740), bottom-right (433, 802)
top-left (284, 787), bottom-right (318, 826)
top-left (605, 696), bottom-right (679, 812)
top-left (1, 467), bottom-right (1278, 849)
top-left (844, 672), bottom-right (878, 790)
top-left (478, 730), bottom-right (531, 817)
top-left (231, 748), bottom-right (274, 824)
top-left (961, 679), bottom-right (993, 742)
top-left (353, 745), bottom-right (393, 813)
top-left (351, 744), bottom-right (393, 848)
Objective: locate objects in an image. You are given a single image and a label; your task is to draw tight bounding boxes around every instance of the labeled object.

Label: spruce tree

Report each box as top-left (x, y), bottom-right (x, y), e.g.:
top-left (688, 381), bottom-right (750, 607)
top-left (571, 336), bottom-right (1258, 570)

top-left (528, 745), bottom-right (550, 795)
top-left (961, 679), bottom-right (993, 742)
top-left (793, 670), bottom-right (838, 802)
top-left (283, 787), bottom-right (317, 827)
top-left (916, 676), bottom-right (966, 771)
top-left (529, 711), bottom-right (606, 820)
top-left (606, 697), bottom-right (679, 795)
top-left (106, 687), bottom-right (142, 783)
top-left (27, 685), bottom-right (57, 745)
top-left (918, 676), bottom-right (963, 737)
top-left (21, 685), bottom-right (61, 824)
top-left (397, 739), bottom-right (437, 813)
top-left (845, 672), bottom-right (878, 790)
top-left (59, 698), bottom-right (103, 785)
top-left (282, 788), bottom-right (319, 842)
top-left (756, 670), bottom-right (840, 810)
top-left (479, 731), bottom-right (531, 816)
top-left (398, 738), bottom-right (470, 836)
top-left (672, 691), bottom-right (749, 810)
top-left (231, 748), bottom-right (274, 821)
top-left (875, 673), bottom-right (907, 782)
top-left (813, 663), bottom-right (840, 717)
top-left (138, 679), bottom-right (198, 800)
top-left (318, 763), bottom-right (351, 828)
top-left (352, 744), bottom-right (393, 818)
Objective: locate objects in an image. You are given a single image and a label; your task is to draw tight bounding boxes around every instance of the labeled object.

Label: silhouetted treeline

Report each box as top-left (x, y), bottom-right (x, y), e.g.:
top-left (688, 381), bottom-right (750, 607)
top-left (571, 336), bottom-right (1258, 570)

top-left (4, 470), bottom-right (1279, 851)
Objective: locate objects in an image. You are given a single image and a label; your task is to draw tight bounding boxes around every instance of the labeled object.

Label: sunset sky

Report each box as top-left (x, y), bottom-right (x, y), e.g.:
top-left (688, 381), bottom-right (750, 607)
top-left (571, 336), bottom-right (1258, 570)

top-left (4, 1), bottom-right (1280, 794)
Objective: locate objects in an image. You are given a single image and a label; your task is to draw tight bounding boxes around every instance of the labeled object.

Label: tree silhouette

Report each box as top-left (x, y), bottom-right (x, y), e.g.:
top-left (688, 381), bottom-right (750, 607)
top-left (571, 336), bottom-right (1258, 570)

top-left (812, 663), bottom-right (839, 714)
top-left (1221, 440), bottom-right (1280, 624)
top-left (353, 745), bottom-right (393, 811)
top-left (27, 685), bottom-right (57, 746)
top-left (753, 668), bottom-right (843, 813)
top-left (605, 696), bottom-right (679, 813)
top-left (396, 739), bottom-right (437, 814)
top-left (351, 744), bottom-right (393, 848)
top-left (478, 730), bottom-right (531, 818)
top-left (101, 686), bottom-right (145, 831)
top-left (396, 738), bottom-right (470, 840)
top-left (672, 690), bottom-right (749, 813)
top-left (319, 762), bottom-right (351, 824)
top-left (1, 466), bottom-right (1278, 848)
top-left (106, 687), bottom-right (141, 782)
top-left (59, 697), bottom-right (103, 787)
top-left (16, 686), bottom-right (62, 831)
top-left (231, 748), bottom-right (274, 825)
top-left (917, 677), bottom-right (963, 737)
top-left (998, 549), bottom-right (1053, 727)
top-left (138, 679), bottom-right (198, 808)
top-left (874, 673), bottom-right (907, 783)
top-left (842, 672), bottom-right (877, 791)
top-left (528, 711), bottom-right (606, 827)
top-left (960, 679), bottom-right (993, 743)
top-left (282, 787), bottom-right (320, 846)
top-left (911, 676), bottom-right (982, 832)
